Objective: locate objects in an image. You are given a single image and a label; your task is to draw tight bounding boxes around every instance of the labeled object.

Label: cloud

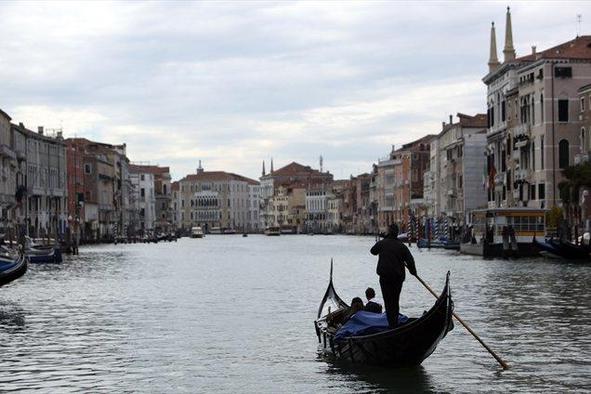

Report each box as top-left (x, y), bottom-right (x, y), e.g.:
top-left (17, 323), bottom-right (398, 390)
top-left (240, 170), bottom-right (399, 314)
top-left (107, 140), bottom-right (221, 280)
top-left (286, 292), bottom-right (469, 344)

top-left (0, 1), bottom-right (588, 180)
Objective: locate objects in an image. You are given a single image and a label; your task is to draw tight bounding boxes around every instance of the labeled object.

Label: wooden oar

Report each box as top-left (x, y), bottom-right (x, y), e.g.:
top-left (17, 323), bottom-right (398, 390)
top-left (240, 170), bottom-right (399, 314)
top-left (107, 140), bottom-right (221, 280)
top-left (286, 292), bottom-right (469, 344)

top-left (414, 274), bottom-right (510, 370)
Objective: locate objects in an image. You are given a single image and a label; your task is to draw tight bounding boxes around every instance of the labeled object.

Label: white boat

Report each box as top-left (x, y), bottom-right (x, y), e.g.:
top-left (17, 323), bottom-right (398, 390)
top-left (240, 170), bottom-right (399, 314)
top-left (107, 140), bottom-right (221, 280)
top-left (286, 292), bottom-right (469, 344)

top-left (191, 226), bottom-right (204, 238)
top-left (264, 226), bottom-right (281, 236)
top-left (280, 225), bottom-right (295, 234)
top-left (209, 227), bottom-right (222, 234)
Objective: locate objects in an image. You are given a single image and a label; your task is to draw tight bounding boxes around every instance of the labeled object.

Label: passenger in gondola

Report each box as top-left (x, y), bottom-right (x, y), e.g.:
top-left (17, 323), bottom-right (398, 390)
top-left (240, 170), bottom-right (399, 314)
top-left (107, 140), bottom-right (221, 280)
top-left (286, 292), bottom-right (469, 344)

top-left (343, 297), bottom-right (364, 323)
top-left (370, 223), bottom-right (417, 328)
top-left (363, 287), bottom-right (382, 313)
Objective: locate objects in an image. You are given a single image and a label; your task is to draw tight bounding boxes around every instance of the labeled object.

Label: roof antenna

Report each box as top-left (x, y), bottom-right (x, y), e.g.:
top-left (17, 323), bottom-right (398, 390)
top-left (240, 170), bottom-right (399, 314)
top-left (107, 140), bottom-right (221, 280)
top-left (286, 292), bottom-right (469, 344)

top-left (576, 14), bottom-right (582, 37)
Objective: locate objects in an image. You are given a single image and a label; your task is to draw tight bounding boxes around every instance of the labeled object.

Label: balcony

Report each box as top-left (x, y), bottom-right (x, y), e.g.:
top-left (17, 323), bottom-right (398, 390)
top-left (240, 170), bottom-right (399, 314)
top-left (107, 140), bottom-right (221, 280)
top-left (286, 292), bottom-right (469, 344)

top-left (494, 173), bottom-right (505, 185)
top-left (0, 144), bottom-right (16, 160)
top-left (513, 123), bottom-right (531, 138)
top-left (575, 153), bottom-right (590, 165)
top-left (515, 168), bottom-right (531, 182)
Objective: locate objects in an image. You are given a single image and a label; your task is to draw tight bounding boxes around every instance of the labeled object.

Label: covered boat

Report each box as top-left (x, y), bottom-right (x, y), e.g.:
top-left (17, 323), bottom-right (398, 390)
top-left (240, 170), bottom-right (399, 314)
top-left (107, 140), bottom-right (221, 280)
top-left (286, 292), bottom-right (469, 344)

top-left (314, 264), bottom-right (454, 366)
top-left (0, 252), bottom-right (27, 287)
top-left (26, 246), bottom-right (62, 264)
top-left (533, 238), bottom-right (590, 260)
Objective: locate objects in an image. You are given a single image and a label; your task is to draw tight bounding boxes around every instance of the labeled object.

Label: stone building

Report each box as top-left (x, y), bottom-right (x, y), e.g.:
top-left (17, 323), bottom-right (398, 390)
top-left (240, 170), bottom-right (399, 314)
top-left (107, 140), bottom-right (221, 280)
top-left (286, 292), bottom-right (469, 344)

top-left (375, 154), bottom-right (395, 232)
top-left (427, 113), bottom-right (488, 223)
top-left (390, 135), bottom-right (435, 230)
top-left (18, 124), bottom-right (68, 238)
top-left (176, 164), bottom-right (259, 232)
top-left (129, 167), bottom-right (156, 235)
top-left (129, 164), bottom-right (171, 233)
top-left (305, 186), bottom-right (330, 233)
top-left (66, 138), bottom-right (131, 241)
top-left (484, 7), bottom-right (591, 210)
top-left (259, 161), bottom-right (333, 232)
top-left (0, 110), bottom-right (17, 233)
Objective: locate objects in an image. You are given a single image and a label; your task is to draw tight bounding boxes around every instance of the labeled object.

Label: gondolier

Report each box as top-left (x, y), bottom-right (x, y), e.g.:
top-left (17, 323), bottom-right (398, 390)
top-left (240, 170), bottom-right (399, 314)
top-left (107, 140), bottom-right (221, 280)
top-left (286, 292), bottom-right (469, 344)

top-left (370, 223), bottom-right (417, 328)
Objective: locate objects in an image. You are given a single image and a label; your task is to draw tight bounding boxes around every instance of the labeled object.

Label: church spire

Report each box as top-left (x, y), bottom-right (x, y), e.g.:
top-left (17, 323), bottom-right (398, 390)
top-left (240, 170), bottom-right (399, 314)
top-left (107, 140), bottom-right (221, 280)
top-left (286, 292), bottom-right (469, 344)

top-left (488, 22), bottom-right (500, 73)
top-left (503, 6), bottom-right (516, 62)
top-left (262, 160), bottom-right (266, 176)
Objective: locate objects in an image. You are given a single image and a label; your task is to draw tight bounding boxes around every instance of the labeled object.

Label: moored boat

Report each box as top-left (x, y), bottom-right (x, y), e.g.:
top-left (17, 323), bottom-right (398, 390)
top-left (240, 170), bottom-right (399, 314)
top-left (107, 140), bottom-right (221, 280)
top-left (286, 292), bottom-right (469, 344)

top-left (191, 226), bottom-right (204, 238)
top-left (534, 238), bottom-right (590, 260)
top-left (264, 226), bottom-right (281, 236)
top-left (26, 246), bottom-right (62, 264)
top-left (0, 252), bottom-right (27, 287)
top-left (417, 238), bottom-right (460, 250)
top-left (314, 264), bottom-right (454, 366)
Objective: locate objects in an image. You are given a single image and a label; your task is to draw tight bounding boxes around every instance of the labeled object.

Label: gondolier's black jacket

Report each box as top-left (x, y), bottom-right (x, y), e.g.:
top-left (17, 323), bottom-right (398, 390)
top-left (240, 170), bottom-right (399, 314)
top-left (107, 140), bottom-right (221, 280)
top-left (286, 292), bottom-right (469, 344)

top-left (370, 236), bottom-right (417, 280)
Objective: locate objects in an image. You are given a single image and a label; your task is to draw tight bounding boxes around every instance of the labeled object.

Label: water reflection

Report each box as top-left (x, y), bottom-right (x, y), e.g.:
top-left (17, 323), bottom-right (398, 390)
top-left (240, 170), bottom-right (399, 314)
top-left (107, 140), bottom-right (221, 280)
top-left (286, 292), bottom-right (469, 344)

top-left (321, 358), bottom-right (434, 393)
top-left (0, 237), bottom-right (589, 392)
top-left (0, 302), bottom-right (26, 332)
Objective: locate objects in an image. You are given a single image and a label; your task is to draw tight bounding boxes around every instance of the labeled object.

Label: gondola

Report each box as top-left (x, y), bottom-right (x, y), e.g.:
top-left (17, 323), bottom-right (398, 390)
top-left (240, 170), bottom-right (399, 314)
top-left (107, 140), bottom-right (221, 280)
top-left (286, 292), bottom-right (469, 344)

top-left (0, 253), bottom-right (27, 287)
top-left (26, 246), bottom-right (62, 264)
top-left (533, 238), bottom-right (590, 260)
top-left (314, 263), bottom-right (454, 367)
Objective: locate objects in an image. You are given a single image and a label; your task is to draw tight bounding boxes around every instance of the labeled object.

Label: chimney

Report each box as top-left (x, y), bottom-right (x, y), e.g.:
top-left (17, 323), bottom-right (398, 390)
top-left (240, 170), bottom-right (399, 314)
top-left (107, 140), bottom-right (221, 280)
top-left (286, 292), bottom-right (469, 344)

top-left (19, 122), bottom-right (24, 128)
top-left (449, 115), bottom-right (453, 125)
top-left (531, 46), bottom-right (536, 55)
top-left (38, 126), bottom-right (44, 135)
top-left (442, 121), bottom-right (446, 129)
top-left (197, 160), bottom-right (204, 174)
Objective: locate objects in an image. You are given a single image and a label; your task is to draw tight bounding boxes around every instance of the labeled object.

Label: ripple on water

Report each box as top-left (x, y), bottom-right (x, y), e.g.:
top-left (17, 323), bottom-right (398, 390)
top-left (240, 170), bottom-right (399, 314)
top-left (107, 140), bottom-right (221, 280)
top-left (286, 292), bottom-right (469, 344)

top-left (0, 236), bottom-right (590, 392)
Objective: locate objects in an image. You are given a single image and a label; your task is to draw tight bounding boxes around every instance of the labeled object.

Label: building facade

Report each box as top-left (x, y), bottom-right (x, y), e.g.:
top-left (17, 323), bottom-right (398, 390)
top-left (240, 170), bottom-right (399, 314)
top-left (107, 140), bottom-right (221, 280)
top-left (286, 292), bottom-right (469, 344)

top-left (484, 8), bottom-right (591, 211)
top-left (176, 164), bottom-right (259, 232)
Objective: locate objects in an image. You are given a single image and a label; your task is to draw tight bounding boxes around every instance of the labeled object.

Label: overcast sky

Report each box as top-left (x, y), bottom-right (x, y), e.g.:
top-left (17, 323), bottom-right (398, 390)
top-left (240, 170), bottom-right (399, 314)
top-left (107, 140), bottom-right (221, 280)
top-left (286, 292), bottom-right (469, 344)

top-left (0, 1), bottom-right (587, 180)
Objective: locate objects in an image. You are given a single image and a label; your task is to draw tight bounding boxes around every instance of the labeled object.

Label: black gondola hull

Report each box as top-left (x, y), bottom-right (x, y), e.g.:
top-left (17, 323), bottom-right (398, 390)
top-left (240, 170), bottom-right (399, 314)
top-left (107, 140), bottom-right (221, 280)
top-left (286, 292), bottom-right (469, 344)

top-left (0, 255), bottom-right (28, 287)
top-left (315, 267), bottom-right (453, 367)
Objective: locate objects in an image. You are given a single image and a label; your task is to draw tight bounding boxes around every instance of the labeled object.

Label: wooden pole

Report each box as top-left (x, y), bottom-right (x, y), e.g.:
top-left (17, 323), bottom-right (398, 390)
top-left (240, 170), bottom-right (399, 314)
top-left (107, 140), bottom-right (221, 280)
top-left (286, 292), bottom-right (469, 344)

top-left (415, 274), bottom-right (510, 370)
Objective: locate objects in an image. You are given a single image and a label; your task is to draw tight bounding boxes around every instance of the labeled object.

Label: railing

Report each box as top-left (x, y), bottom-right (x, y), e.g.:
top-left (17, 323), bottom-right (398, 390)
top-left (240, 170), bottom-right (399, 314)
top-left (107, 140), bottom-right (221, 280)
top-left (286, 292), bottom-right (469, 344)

top-left (575, 153), bottom-right (589, 165)
top-left (494, 173), bottom-right (504, 185)
top-left (515, 169), bottom-right (531, 181)
top-left (513, 123), bottom-right (531, 138)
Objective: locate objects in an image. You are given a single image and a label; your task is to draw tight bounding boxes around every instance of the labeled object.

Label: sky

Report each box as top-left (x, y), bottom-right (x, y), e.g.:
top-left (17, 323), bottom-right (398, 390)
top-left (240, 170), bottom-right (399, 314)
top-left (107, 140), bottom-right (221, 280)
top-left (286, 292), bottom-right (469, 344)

top-left (0, 1), bottom-right (588, 181)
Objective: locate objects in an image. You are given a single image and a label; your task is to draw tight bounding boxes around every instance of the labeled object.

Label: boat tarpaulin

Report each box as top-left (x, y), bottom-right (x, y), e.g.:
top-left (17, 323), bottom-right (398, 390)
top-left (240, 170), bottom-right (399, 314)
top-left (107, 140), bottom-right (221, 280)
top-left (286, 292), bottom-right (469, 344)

top-left (334, 311), bottom-right (408, 341)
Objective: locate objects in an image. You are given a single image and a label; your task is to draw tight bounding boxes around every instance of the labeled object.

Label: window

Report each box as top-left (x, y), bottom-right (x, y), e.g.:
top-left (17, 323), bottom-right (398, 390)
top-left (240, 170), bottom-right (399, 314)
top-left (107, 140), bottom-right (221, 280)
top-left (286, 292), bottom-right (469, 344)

top-left (558, 99), bottom-right (569, 122)
top-left (530, 185), bottom-right (536, 200)
top-left (583, 128), bottom-right (587, 153)
top-left (501, 101), bottom-right (506, 122)
top-left (582, 97), bottom-right (586, 112)
top-left (554, 66), bottom-right (572, 78)
top-left (541, 136), bottom-right (545, 169)
top-left (540, 93), bottom-right (544, 122)
top-left (531, 141), bottom-right (535, 170)
top-left (84, 163), bottom-right (92, 174)
top-left (538, 183), bottom-right (545, 200)
top-left (141, 174), bottom-right (145, 181)
top-left (141, 188), bottom-right (145, 198)
top-left (559, 139), bottom-right (569, 169)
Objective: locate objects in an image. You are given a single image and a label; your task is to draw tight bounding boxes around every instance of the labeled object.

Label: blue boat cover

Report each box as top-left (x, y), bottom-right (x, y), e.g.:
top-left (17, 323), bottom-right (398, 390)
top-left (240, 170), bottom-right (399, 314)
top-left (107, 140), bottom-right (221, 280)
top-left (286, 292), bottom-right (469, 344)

top-left (334, 311), bottom-right (409, 341)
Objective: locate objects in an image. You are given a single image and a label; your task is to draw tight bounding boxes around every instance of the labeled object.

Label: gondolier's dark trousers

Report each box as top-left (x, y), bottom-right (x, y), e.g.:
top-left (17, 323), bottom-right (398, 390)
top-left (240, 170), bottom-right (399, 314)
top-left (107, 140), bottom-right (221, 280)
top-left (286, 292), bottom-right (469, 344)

top-left (379, 276), bottom-right (404, 328)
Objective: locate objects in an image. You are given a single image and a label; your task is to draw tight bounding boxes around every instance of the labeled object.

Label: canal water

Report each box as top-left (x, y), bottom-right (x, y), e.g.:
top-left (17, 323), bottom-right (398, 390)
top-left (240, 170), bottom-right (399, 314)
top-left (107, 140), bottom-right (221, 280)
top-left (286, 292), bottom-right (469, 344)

top-left (0, 235), bottom-right (589, 392)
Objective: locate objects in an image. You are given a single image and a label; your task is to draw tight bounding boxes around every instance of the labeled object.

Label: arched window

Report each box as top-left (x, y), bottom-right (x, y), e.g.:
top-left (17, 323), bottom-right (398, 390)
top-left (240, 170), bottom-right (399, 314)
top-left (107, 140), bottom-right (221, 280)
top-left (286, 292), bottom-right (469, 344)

top-left (559, 139), bottom-right (569, 169)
